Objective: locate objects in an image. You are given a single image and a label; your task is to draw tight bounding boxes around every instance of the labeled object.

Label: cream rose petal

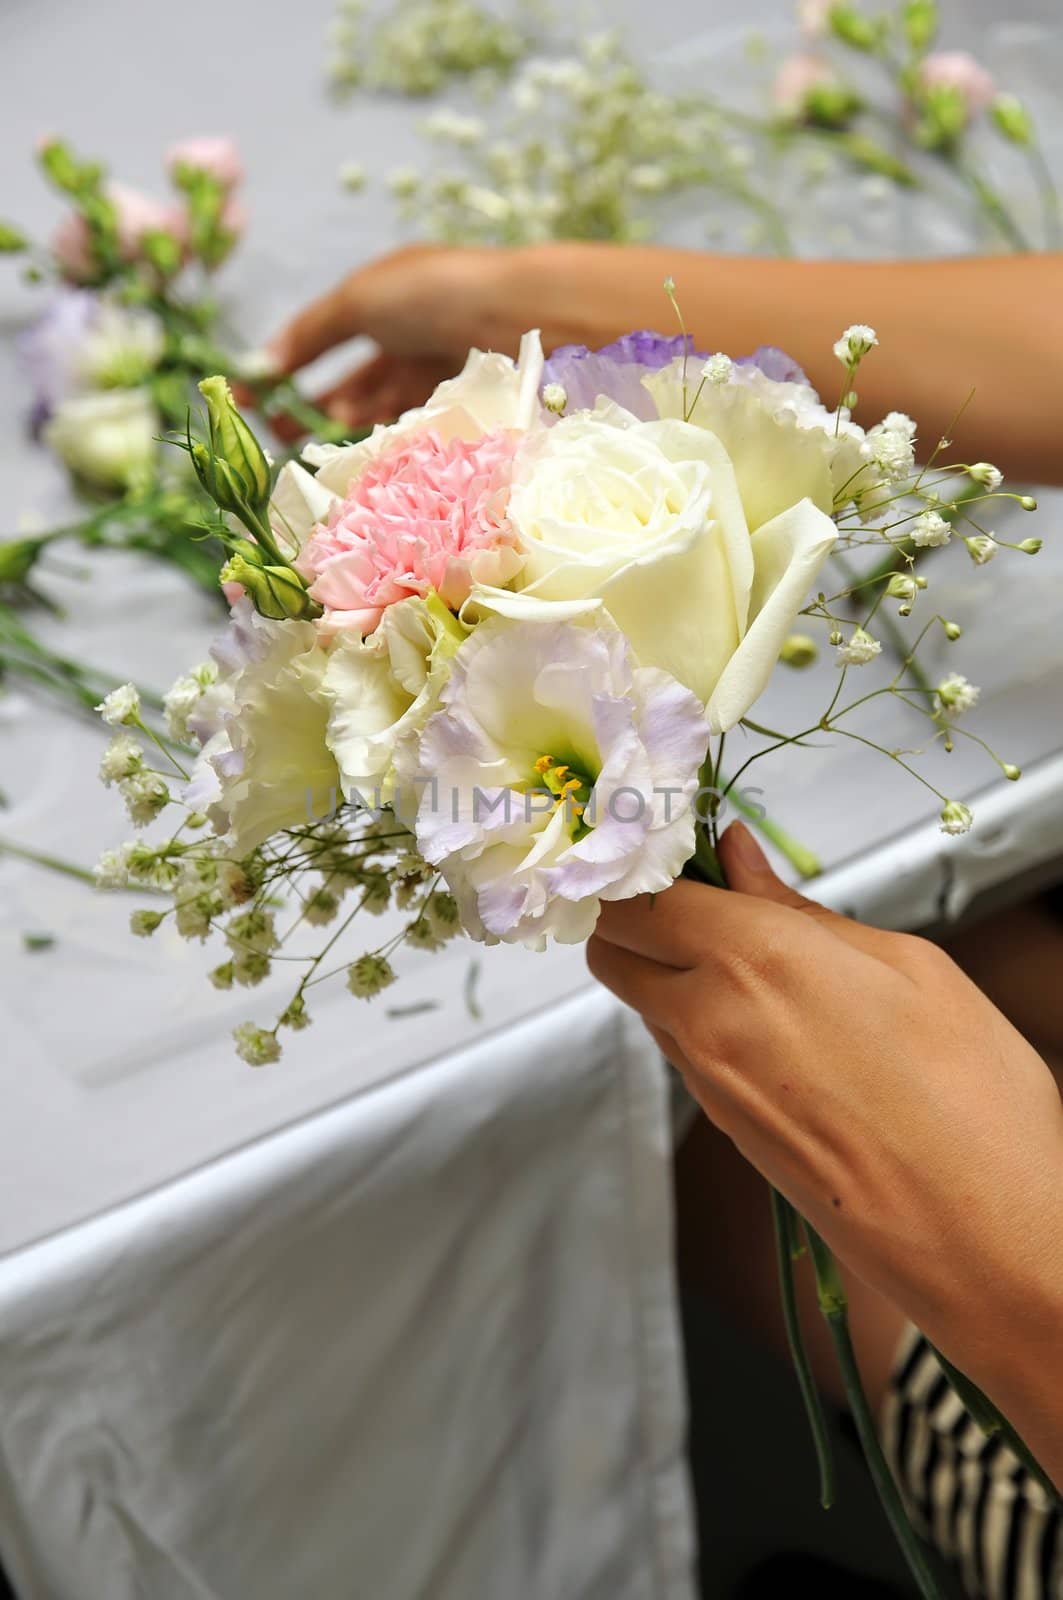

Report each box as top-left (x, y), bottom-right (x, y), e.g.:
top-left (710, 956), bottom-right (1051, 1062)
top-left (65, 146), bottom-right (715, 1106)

top-left (706, 497), bottom-right (837, 734)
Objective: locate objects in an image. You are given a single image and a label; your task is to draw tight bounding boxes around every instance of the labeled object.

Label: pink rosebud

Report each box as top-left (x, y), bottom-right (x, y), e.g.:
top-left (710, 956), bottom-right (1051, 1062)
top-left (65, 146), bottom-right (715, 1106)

top-left (166, 136), bottom-right (244, 190)
top-left (51, 182), bottom-right (177, 281)
top-left (221, 579), bottom-right (246, 607)
top-left (917, 51), bottom-right (995, 122)
top-left (772, 53), bottom-right (836, 116)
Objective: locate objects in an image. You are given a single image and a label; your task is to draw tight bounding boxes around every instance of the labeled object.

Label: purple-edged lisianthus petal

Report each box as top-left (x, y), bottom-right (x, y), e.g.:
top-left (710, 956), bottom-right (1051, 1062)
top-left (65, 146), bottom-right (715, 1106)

top-left (542, 331), bottom-right (708, 419)
top-left (736, 345), bottom-right (810, 386)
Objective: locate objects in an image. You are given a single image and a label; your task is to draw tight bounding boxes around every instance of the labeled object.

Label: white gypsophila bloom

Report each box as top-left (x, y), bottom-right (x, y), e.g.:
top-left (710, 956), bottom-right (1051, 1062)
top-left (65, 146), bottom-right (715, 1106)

top-left (226, 908), bottom-right (277, 954)
top-left (175, 892), bottom-right (214, 942)
top-left (833, 324), bottom-right (878, 365)
top-left (880, 411), bottom-right (917, 439)
top-left (935, 673), bottom-right (980, 718)
top-left (99, 732), bottom-right (143, 786)
top-left (541, 382), bottom-right (567, 414)
top-left (304, 887), bottom-right (341, 926)
top-left (940, 800), bottom-right (973, 836)
top-left (911, 510), bottom-right (952, 548)
top-left (835, 628), bottom-right (882, 666)
top-left (232, 1023), bottom-right (281, 1066)
top-left (96, 683), bottom-right (141, 727)
top-left (423, 109), bottom-right (485, 145)
top-left (969, 461), bottom-right (1003, 491)
top-left (130, 909), bottom-right (164, 938)
top-left (120, 771), bottom-right (170, 827)
top-left (966, 535), bottom-right (997, 565)
top-left (864, 423), bottom-right (915, 484)
top-left (400, 617), bottom-right (710, 949)
top-left (164, 674), bottom-right (206, 742)
top-left (347, 953), bottom-right (397, 999)
top-left (630, 164), bottom-right (668, 193)
top-left (70, 300), bottom-right (165, 390)
top-left (702, 353), bottom-right (734, 385)
top-left (93, 843), bottom-right (134, 890)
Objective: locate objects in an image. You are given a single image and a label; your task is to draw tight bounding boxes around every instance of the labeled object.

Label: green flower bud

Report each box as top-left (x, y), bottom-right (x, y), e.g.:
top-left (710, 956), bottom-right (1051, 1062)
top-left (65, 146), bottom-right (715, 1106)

top-left (943, 620), bottom-right (962, 640)
top-left (805, 82), bottom-right (863, 130)
top-left (1019, 495), bottom-right (1037, 511)
top-left (0, 222), bottom-right (28, 254)
top-left (139, 228), bottom-right (183, 278)
top-left (1018, 538), bottom-right (1042, 554)
top-left (991, 94), bottom-right (1033, 145)
top-left (886, 573), bottom-right (917, 601)
top-left (779, 633), bottom-right (819, 668)
top-left (197, 375), bottom-right (272, 519)
top-left (220, 553), bottom-right (316, 620)
top-left (0, 535), bottom-right (45, 584)
top-left (37, 138), bottom-right (95, 197)
top-left (901, 0), bottom-right (938, 50)
top-left (1002, 764), bottom-right (1021, 782)
top-left (829, 6), bottom-right (880, 51)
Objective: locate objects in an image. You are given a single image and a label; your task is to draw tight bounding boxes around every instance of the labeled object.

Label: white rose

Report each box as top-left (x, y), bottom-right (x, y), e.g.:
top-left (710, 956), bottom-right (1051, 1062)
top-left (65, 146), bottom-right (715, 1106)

top-left (44, 387), bottom-right (157, 490)
top-left (646, 360), bottom-right (869, 527)
top-left (323, 594), bottom-right (465, 805)
top-left (473, 409), bottom-right (837, 733)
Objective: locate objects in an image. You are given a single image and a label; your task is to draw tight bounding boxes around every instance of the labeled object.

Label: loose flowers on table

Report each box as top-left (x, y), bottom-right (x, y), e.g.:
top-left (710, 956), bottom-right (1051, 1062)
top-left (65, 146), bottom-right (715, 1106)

top-left (92, 312), bottom-right (1048, 1597)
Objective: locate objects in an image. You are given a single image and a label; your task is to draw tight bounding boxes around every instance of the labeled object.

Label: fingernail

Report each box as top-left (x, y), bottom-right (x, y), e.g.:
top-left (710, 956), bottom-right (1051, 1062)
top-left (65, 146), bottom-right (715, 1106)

top-left (726, 821), bottom-right (769, 873)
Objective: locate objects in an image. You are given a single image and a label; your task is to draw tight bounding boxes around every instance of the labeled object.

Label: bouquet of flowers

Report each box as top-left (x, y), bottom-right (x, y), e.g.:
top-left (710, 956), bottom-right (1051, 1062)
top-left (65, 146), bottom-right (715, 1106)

top-left (91, 311), bottom-right (1047, 1595)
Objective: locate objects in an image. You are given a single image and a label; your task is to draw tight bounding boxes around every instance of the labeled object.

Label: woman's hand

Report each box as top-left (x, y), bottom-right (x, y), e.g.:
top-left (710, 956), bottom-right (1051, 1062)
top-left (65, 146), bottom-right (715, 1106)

top-left (258, 242), bottom-right (613, 437)
top-left (588, 822), bottom-right (1063, 1479)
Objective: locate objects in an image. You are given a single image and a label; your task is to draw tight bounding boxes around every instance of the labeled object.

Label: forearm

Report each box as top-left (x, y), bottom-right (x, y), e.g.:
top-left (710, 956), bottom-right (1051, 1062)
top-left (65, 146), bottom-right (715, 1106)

top-left (915, 1151), bottom-right (1063, 1489)
top-left (508, 244), bottom-right (1063, 483)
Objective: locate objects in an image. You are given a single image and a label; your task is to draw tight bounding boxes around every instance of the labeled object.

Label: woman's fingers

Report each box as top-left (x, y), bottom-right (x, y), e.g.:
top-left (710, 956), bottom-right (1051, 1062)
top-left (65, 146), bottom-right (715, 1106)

top-left (585, 934), bottom-right (683, 1029)
top-left (265, 274), bottom-right (365, 374)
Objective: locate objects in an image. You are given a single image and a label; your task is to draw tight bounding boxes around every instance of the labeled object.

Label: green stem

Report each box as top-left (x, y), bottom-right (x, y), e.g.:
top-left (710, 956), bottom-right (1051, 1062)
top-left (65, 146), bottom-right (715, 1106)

top-left (1026, 140), bottom-right (1062, 250)
top-left (929, 1344), bottom-right (1059, 1502)
top-left (957, 159), bottom-right (1032, 253)
top-left (831, 549), bottom-right (934, 701)
top-left (0, 838), bottom-right (97, 886)
top-left (804, 1226), bottom-right (944, 1600)
top-left (771, 1191), bottom-right (835, 1509)
top-left (725, 787), bottom-right (822, 880)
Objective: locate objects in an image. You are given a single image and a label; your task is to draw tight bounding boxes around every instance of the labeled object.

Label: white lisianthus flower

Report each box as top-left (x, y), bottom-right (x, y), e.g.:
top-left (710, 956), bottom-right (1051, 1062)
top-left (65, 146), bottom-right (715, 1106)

top-left (399, 618), bottom-right (709, 949)
top-left (472, 407), bottom-right (837, 734)
top-left (185, 600), bottom-right (339, 854)
top-left (323, 592), bottom-right (466, 805)
top-left (45, 387), bottom-right (157, 490)
top-left (645, 359), bottom-right (868, 523)
top-left (71, 300), bottom-right (165, 390)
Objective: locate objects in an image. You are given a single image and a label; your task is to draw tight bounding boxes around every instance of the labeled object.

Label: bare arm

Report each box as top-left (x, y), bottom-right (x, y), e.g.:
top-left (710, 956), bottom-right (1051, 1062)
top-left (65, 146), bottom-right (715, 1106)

top-left (265, 242), bottom-right (1063, 483)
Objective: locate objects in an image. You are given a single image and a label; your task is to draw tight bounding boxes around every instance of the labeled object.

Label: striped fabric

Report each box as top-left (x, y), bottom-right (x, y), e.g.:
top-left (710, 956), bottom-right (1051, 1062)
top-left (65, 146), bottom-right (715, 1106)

top-left (881, 1327), bottom-right (1062, 1600)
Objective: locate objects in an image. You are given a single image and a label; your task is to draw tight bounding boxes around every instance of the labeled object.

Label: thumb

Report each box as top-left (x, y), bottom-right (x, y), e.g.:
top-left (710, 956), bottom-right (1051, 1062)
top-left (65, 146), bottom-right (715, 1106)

top-left (719, 822), bottom-right (889, 958)
top-left (719, 821), bottom-right (819, 910)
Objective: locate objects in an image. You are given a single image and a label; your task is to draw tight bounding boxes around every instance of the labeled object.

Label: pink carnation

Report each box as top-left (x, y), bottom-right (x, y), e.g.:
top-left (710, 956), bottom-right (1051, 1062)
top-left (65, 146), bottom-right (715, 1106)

top-left (52, 183), bottom-right (181, 281)
top-left (166, 136), bottom-right (244, 190)
top-left (917, 51), bottom-right (995, 121)
top-left (297, 428), bottom-right (524, 635)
